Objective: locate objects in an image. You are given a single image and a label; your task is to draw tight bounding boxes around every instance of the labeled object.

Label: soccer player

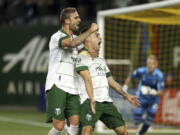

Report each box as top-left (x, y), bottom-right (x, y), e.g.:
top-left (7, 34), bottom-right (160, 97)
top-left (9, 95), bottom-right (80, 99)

top-left (45, 7), bottom-right (98, 135)
top-left (75, 28), bottom-right (140, 135)
top-left (123, 55), bottom-right (165, 135)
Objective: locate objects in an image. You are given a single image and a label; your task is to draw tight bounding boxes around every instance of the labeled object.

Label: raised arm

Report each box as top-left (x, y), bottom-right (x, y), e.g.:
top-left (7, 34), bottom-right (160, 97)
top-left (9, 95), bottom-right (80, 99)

top-left (61, 23), bottom-right (98, 48)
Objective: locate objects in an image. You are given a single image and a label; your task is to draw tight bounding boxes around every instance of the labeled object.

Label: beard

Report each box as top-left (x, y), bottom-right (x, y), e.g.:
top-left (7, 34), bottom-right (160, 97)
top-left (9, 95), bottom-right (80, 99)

top-left (70, 24), bottom-right (79, 32)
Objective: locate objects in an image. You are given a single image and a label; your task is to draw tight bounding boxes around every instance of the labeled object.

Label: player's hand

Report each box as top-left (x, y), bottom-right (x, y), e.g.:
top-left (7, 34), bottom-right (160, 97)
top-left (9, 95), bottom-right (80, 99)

top-left (141, 86), bottom-right (150, 95)
top-left (141, 86), bottom-right (158, 95)
top-left (90, 98), bottom-right (96, 114)
top-left (89, 23), bottom-right (98, 33)
top-left (126, 94), bottom-right (141, 108)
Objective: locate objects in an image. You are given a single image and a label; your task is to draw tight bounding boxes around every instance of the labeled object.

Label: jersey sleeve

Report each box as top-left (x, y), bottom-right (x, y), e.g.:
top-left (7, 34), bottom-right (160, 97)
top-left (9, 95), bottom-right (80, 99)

top-left (75, 55), bottom-right (88, 73)
top-left (58, 33), bottom-right (71, 50)
top-left (106, 71), bottom-right (112, 78)
top-left (130, 68), bottom-right (142, 79)
top-left (103, 59), bottom-right (112, 78)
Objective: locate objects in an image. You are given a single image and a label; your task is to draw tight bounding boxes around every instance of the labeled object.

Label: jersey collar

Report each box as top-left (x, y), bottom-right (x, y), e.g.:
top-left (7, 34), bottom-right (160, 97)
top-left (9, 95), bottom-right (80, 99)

top-left (81, 47), bottom-right (88, 51)
top-left (59, 29), bottom-right (70, 36)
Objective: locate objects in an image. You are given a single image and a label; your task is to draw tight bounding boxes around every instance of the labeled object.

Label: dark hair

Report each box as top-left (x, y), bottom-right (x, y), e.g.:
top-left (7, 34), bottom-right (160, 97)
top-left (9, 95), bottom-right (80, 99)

top-left (60, 7), bottom-right (77, 25)
top-left (80, 26), bottom-right (90, 34)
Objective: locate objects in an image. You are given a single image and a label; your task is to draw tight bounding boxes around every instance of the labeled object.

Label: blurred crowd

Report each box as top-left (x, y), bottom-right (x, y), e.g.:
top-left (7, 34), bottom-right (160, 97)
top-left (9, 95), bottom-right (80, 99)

top-left (0, 0), bottom-right (163, 26)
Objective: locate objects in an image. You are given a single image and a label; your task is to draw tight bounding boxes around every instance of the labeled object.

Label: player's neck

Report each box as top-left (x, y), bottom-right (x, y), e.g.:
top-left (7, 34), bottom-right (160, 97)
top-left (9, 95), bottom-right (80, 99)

top-left (61, 25), bottom-right (73, 36)
top-left (148, 70), bottom-right (154, 74)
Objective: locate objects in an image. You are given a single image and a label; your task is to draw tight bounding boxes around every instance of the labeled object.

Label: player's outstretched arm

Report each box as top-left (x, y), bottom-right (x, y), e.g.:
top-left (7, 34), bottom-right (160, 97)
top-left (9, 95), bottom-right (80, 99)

top-left (79, 70), bottom-right (96, 114)
top-left (125, 94), bottom-right (141, 108)
top-left (107, 76), bottom-right (140, 108)
top-left (107, 76), bottom-right (128, 99)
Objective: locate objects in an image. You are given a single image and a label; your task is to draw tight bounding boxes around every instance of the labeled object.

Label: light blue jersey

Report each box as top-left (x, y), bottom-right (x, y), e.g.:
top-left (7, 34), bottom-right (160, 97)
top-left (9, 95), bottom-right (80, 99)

top-left (131, 67), bottom-right (164, 126)
top-left (130, 67), bottom-right (164, 103)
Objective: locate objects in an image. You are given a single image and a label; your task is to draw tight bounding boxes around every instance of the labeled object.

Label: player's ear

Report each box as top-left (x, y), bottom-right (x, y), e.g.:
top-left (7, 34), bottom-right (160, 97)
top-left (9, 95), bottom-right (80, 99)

top-left (64, 18), bottom-right (70, 25)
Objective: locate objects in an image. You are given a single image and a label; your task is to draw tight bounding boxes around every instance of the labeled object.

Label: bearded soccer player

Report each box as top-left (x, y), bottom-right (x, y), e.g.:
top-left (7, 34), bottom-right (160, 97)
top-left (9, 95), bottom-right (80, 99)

top-left (75, 28), bottom-right (140, 135)
top-left (123, 55), bottom-right (164, 135)
top-left (45, 7), bottom-right (98, 135)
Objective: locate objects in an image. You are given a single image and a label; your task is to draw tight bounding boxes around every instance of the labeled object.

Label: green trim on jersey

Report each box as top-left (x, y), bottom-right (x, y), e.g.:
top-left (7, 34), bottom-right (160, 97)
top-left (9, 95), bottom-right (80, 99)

top-left (58, 29), bottom-right (71, 48)
top-left (59, 29), bottom-right (69, 36)
top-left (81, 47), bottom-right (88, 51)
top-left (58, 35), bottom-right (71, 47)
top-left (76, 66), bottom-right (88, 73)
top-left (106, 72), bottom-right (112, 77)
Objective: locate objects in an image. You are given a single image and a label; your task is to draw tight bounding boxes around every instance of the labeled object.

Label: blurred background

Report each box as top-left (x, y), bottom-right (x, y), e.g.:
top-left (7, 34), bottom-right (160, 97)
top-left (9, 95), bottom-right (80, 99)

top-left (0, 0), bottom-right (180, 135)
top-left (0, 0), bottom-right (164, 26)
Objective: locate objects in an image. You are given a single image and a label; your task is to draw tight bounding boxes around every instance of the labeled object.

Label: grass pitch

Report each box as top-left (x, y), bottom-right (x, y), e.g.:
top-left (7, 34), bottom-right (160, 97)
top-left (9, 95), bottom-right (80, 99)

top-left (0, 108), bottom-right (179, 135)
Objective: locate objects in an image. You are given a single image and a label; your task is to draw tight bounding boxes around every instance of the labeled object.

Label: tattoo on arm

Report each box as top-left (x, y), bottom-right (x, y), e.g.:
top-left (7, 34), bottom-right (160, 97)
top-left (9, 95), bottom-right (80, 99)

top-left (114, 82), bottom-right (128, 99)
top-left (71, 30), bottom-right (91, 47)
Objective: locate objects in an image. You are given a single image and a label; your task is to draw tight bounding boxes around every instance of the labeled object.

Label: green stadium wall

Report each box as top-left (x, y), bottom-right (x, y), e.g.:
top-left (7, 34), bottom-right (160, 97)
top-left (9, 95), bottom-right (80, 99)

top-left (0, 26), bottom-right (57, 106)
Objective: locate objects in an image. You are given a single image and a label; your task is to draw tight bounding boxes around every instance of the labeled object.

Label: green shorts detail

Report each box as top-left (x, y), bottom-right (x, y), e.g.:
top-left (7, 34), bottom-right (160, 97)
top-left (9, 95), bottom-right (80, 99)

top-left (46, 85), bottom-right (80, 123)
top-left (80, 99), bottom-right (125, 129)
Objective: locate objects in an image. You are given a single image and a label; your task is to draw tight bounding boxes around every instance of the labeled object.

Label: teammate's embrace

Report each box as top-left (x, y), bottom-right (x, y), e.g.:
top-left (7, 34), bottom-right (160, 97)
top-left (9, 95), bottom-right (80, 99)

top-left (123, 55), bottom-right (165, 135)
top-left (45, 7), bottom-right (98, 135)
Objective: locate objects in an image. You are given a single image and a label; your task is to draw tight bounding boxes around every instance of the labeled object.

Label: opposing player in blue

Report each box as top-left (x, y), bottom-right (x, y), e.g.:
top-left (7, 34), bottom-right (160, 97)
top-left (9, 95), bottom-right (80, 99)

top-left (123, 55), bottom-right (164, 135)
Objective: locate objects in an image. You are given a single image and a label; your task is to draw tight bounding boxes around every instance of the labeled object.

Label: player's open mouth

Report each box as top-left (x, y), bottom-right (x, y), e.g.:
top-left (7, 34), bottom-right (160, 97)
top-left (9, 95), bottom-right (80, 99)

top-left (76, 24), bottom-right (80, 29)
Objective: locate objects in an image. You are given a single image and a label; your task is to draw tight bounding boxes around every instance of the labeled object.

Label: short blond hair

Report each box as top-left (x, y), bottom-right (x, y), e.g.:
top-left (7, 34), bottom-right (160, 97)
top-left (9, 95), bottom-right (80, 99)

top-left (60, 7), bottom-right (77, 25)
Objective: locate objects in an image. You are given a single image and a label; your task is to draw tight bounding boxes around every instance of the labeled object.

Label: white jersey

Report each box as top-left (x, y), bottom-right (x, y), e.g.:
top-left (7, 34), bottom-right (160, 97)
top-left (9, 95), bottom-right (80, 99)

top-left (45, 29), bottom-right (83, 94)
top-left (75, 50), bottom-right (113, 103)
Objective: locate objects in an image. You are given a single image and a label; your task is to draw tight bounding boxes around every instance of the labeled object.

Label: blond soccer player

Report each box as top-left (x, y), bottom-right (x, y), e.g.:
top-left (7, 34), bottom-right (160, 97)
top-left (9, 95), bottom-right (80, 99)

top-left (45, 7), bottom-right (98, 135)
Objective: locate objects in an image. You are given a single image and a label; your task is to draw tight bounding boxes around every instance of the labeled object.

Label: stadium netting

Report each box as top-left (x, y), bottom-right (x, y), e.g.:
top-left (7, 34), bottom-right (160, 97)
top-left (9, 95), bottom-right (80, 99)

top-left (97, 1), bottom-right (180, 130)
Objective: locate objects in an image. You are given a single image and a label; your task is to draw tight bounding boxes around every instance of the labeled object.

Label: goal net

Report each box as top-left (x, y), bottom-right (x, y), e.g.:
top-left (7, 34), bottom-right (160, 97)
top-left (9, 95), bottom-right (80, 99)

top-left (97, 0), bottom-right (180, 133)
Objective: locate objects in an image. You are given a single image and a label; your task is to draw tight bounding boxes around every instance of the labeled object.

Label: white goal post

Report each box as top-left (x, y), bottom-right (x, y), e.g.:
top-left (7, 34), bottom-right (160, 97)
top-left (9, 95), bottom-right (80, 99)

top-left (96, 0), bottom-right (180, 134)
